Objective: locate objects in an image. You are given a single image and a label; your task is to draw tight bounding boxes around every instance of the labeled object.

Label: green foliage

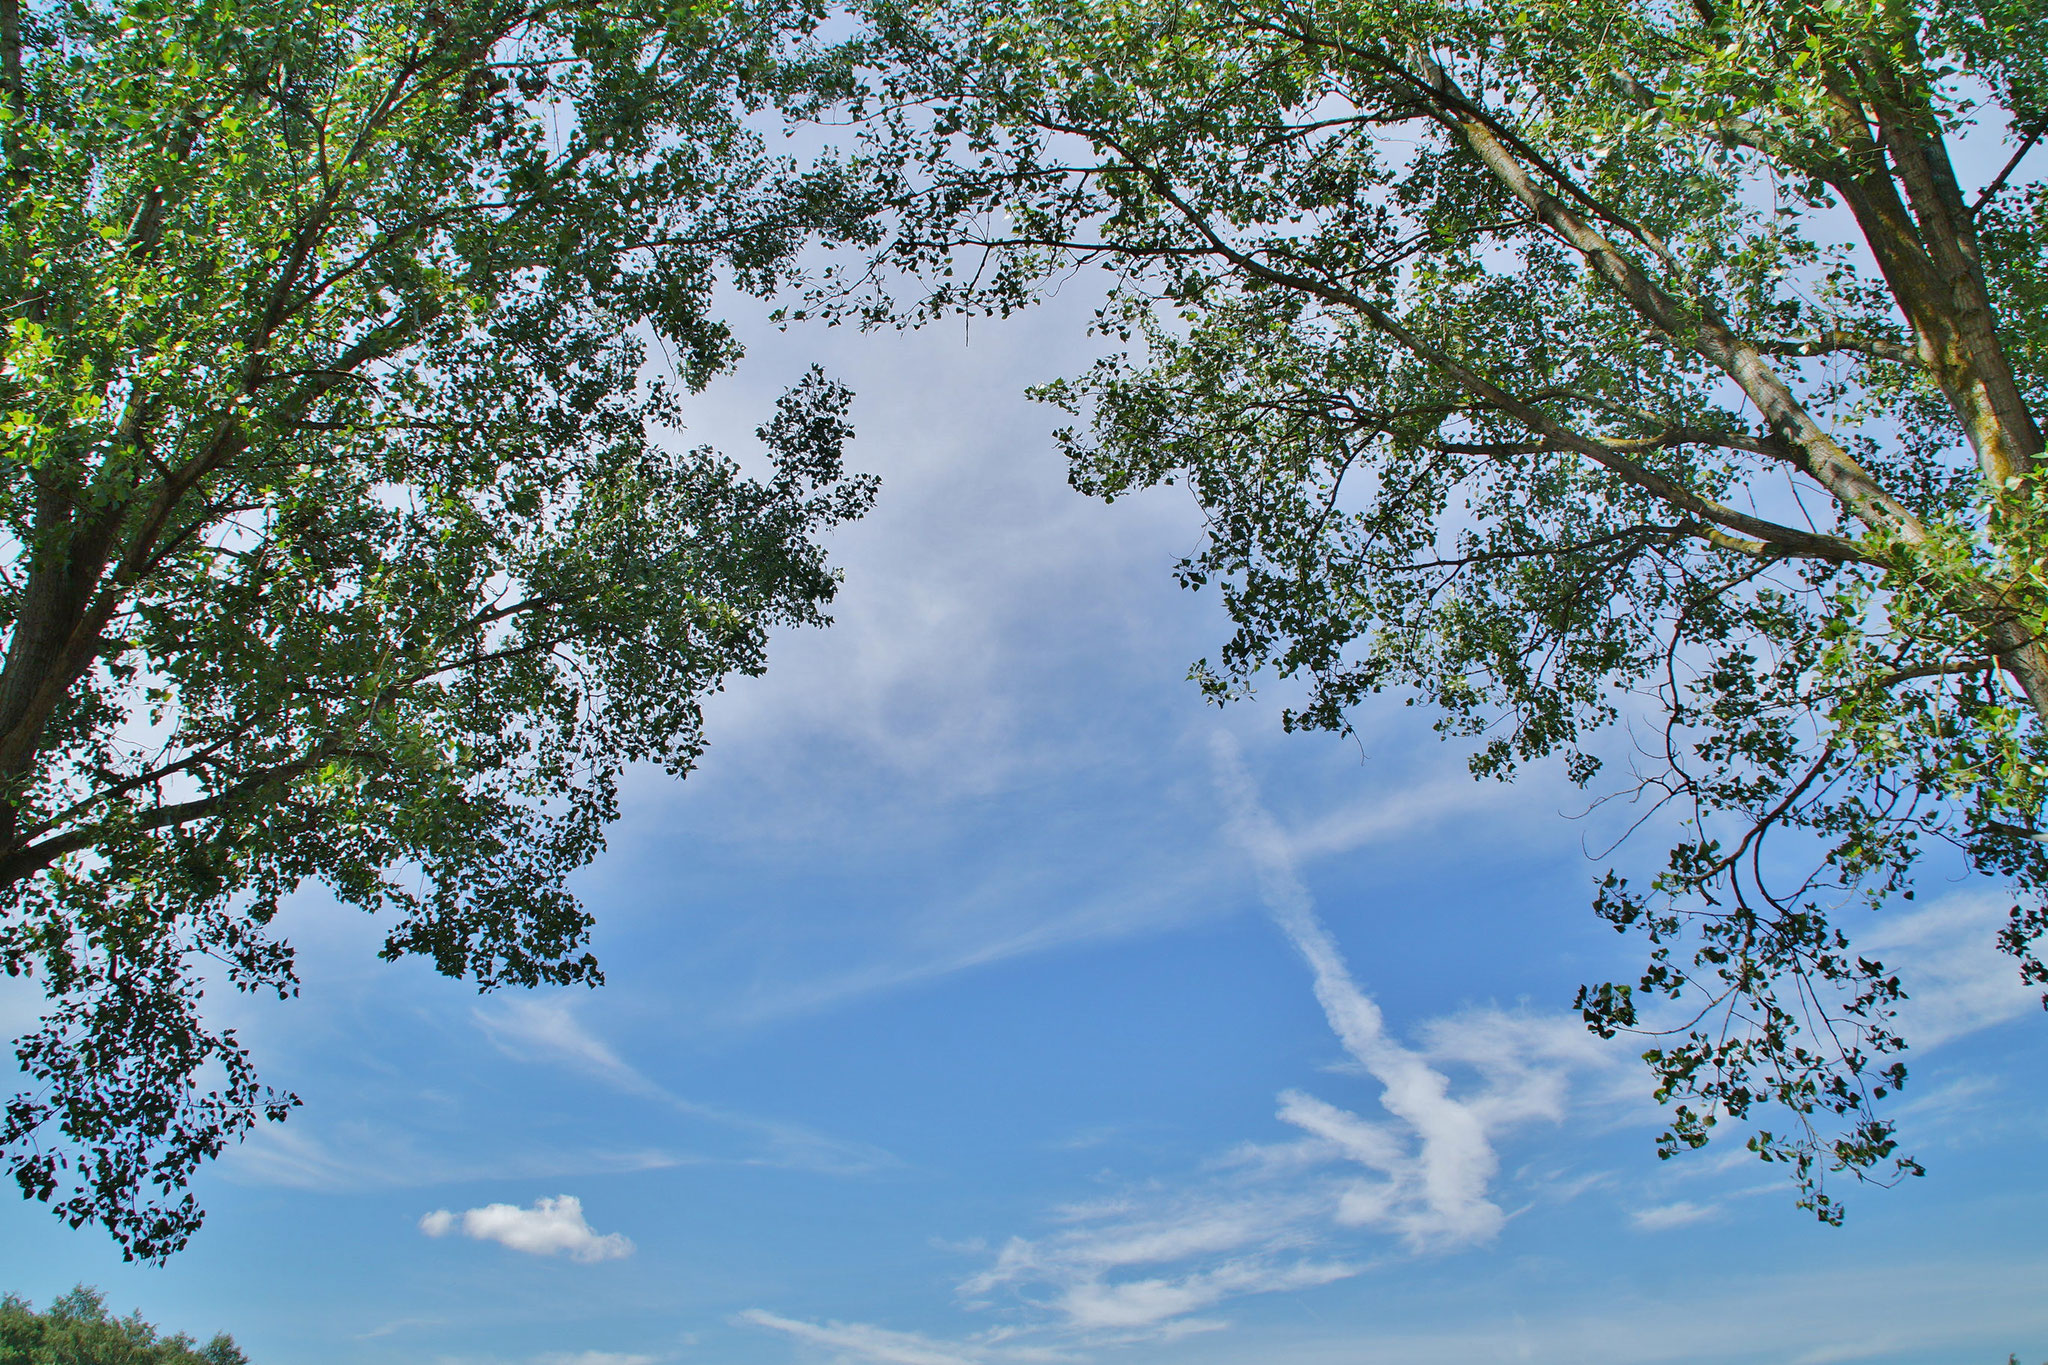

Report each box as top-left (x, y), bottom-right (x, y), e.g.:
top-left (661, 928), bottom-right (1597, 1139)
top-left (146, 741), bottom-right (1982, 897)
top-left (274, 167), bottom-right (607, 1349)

top-left (0, 0), bottom-right (874, 1258)
top-left (0, 1286), bottom-right (245, 1365)
top-left (836, 0), bottom-right (2048, 1216)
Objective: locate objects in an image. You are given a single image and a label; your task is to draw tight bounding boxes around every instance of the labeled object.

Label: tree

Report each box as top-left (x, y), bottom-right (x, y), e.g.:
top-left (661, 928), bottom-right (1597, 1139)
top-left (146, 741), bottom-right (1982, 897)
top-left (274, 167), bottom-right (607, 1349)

top-left (0, 1285), bottom-right (246, 1365)
top-left (833, 0), bottom-right (2048, 1217)
top-left (0, 0), bottom-right (874, 1259)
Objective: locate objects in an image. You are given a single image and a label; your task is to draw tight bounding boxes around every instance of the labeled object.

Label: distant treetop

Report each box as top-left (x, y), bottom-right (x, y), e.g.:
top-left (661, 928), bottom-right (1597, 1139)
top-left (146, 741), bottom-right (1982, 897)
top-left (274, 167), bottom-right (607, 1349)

top-left (0, 1285), bottom-right (246, 1364)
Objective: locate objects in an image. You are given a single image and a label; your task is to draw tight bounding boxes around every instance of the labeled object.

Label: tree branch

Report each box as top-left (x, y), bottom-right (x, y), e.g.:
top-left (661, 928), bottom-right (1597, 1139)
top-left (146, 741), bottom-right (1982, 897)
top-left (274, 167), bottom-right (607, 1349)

top-left (1970, 124), bottom-right (2044, 220)
top-left (1753, 331), bottom-right (1922, 367)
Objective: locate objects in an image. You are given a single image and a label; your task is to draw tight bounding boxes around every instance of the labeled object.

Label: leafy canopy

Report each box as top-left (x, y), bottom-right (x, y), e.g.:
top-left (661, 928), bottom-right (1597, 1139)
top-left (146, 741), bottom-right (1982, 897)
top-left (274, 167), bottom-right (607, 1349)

top-left (0, 0), bottom-right (873, 1258)
top-left (834, 0), bottom-right (2048, 1217)
top-left (0, 1285), bottom-right (246, 1365)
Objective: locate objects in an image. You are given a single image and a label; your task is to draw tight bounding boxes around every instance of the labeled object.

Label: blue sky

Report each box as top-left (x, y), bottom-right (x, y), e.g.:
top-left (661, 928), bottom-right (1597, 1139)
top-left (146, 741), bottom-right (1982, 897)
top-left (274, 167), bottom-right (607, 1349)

top-left (2, 287), bottom-right (2046, 1365)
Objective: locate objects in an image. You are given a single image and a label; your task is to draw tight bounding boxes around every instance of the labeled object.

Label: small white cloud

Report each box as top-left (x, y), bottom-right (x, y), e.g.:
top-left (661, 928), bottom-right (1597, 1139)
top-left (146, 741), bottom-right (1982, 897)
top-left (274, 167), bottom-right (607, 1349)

top-left (532, 1354), bottom-right (660, 1365)
top-left (1630, 1200), bottom-right (1719, 1232)
top-left (419, 1195), bottom-right (634, 1262)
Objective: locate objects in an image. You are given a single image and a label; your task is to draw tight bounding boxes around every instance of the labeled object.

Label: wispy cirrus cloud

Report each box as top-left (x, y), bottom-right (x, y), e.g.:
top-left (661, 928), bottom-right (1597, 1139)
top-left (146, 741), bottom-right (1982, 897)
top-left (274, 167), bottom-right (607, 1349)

top-left (475, 998), bottom-right (669, 1103)
top-left (1628, 1200), bottom-right (1718, 1232)
top-left (752, 1255), bottom-right (2048, 1365)
top-left (738, 739), bottom-right (2048, 1365)
top-left (688, 849), bottom-right (1241, 1035)
top-left (929, 745), bottom-right (1617, 1347)
top-left (736, 1310), bottom-right (1079, 1365)
top-left (222, 990), bottom-right (890, 1192)
top-left (959, 1186), bottom-right (1354, 1334)
top-left (741, 737), bottom-right (1626, 1361)
top-left (412, 1351), bottom-right (666, 1365)
top-left (420, 1195), bottom-right (633, 1263)
top-left (474, 997), bottom-right (896, 1175)
top-left (225, 1115), bottom-right (697, 1193)
top-left (1859, 891), bottom-right (2044, 1048)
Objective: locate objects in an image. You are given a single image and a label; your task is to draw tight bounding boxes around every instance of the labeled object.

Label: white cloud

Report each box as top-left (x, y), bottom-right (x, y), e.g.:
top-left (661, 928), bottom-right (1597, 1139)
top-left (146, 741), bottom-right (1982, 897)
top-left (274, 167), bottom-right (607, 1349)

top-left (736, 1312), bottom-right (980, 1365)
top-left (601, 287), bottom-right (1184, 850)
top-left (750, 1255), bottom-right (2048, 1365)
top-left (419, 1195), bottom-right (634, 1262)
top-left (1213, 731), bottom-right (1569, 1251)
top-left (996, 1200), bottom-right (1311, 1275)
top-left (758, 735), bottom-right (2037, 1360)
top-left (353, 1315), bottom-right (447, 1341)
top-left (1283, 775), bottom-right (1518, 863)
top-left (1414, 1008), bottom-right (1618, 1130)
top-left (225, 1116), bottom-right (696, 1192)
top-left (810, 738), bottom-right (1629, 1350)
top-left (1052, 1257), bottom-right (1353, 1332)
top-left (1895, 1073), bottom-right (2003, 1121)
top-left (1144, 1256), bottom-right (2048, 1365)
top-left (473, 997), bottom-right (894, 1175)
top-left (735, 1310), bottom-right (1078, 1365)
top-left (957, 1187), bottom-right (1350, 1335)
top-left (1860, 891), bottom-right (2044, 1048)
top-left (476, 998), bottom-right (666, 1100)
top-left (532, 1354), bottom-right (660, 1365)
top-left (1628, 1200), bottom-right (1719, 1232)
top-left (695, 852), bottom-right (1239, 1034)
top-left (579, 302), bottom-right (1534, 1056)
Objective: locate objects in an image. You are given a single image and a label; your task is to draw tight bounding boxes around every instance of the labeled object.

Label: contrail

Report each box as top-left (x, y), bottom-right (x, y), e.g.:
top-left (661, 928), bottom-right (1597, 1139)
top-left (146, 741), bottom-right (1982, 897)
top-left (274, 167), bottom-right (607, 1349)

top-left (1209, 731), bottom-right (1504, 1247)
